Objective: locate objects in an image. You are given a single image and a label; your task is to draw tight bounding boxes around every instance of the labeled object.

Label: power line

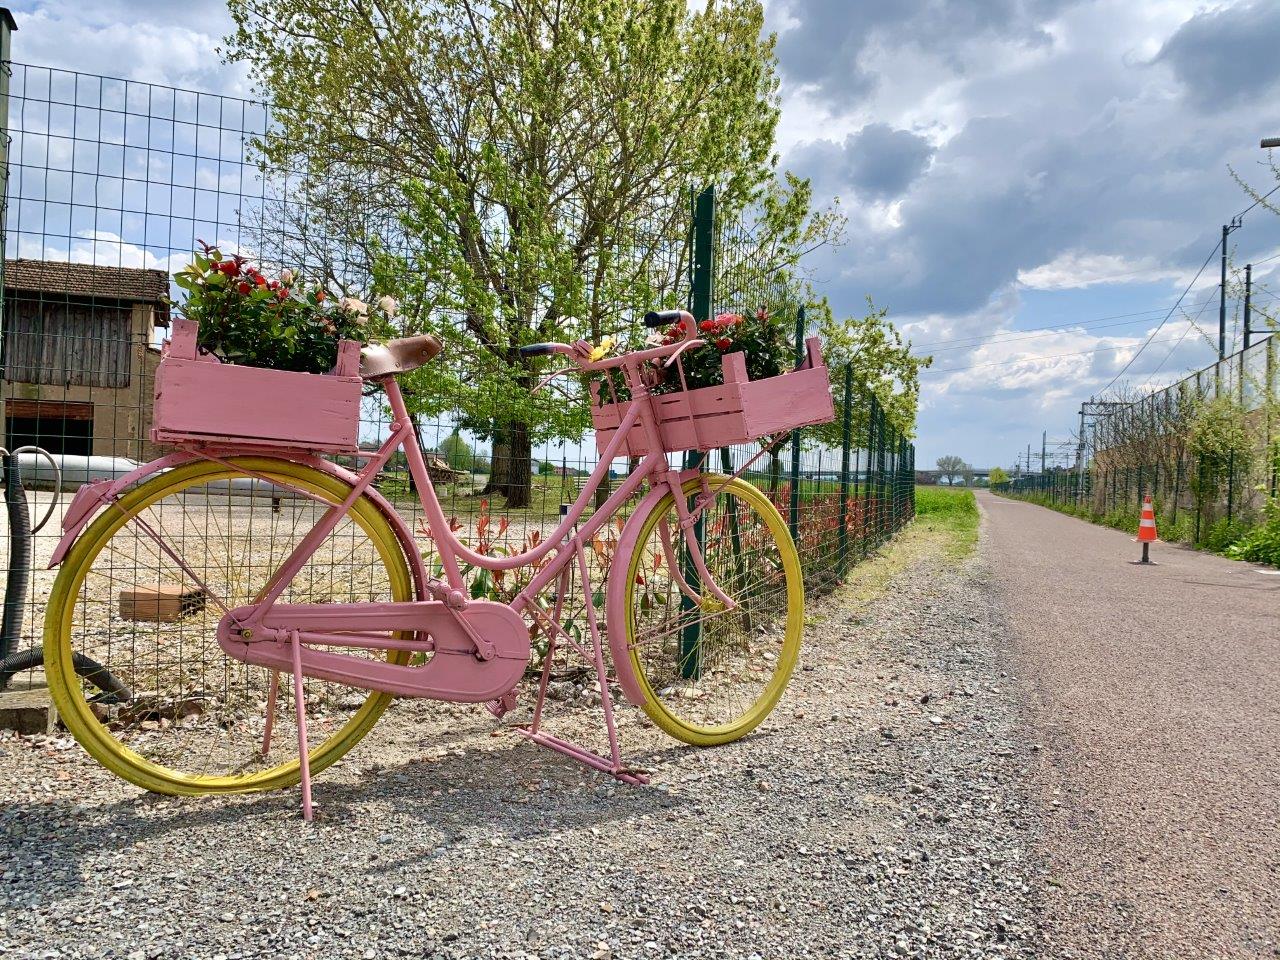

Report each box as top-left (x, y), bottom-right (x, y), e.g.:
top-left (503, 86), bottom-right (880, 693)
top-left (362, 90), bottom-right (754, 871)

top-left (1235, 181), bottom-right (1280, 221)
top-left (1139, 291), bottom-right (1218, 392)
top-left (913, 294), bottom-right (1221, 354)
top-left (926, 333), bottom-right (1192, 374)
top-left (909, 300), bottom-right (1210, 350)
top-left (1095, 238), bottom-right (1223, 397)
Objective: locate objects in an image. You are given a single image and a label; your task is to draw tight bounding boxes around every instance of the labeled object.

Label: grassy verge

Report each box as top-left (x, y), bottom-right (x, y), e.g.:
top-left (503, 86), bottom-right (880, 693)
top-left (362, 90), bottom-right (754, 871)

top-left (814, 486), bottom-right (979, 618)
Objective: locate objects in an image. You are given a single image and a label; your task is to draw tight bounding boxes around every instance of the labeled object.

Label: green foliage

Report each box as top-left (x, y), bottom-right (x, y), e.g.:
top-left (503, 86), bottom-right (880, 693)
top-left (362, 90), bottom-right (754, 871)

top-left (648, 309), bottom-right (791, 393)
top-left (811, 297), bottom-right (930, 442)
top-left (988, 466), bottom-right (1009, 486)
top-left (1188, 395), bottom-right (1254, 502)
top-left (1225, 492), bottom-right (1280, 564)
top-left (173, 243), bottom-right (386, 374)
top-left (438, 430), bottom-right (475, 472)
top-left (913, 485), bottom-right (979, 558)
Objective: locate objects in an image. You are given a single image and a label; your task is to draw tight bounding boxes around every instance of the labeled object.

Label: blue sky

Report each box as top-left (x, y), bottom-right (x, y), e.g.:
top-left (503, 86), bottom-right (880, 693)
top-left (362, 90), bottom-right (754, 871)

top-left (10, 0), bottom-right (1280, 469)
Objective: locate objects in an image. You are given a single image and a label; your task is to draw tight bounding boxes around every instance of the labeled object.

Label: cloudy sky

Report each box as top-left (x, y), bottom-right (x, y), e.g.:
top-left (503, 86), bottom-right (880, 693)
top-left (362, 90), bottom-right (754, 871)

top-left (9, 0), bottom-right (1280, 468)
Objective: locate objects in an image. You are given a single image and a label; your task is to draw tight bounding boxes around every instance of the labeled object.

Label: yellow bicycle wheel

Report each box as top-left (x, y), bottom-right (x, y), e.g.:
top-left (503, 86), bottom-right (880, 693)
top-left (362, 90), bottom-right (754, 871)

top-left (44, 457), bottom-right (414, 795)
top-left (622, 475), bottom-right (803, 746)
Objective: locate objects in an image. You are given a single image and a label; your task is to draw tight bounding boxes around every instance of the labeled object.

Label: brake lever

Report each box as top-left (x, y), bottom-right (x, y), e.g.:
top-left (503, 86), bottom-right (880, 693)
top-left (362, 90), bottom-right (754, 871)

top-left (663, 338), bottom-right (705, 368)
top-left (532, 367), bottom-right (578, 394)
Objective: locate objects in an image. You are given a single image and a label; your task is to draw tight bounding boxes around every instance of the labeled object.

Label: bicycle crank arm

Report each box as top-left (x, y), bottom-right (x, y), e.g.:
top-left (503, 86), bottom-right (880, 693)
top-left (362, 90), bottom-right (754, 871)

top-left (217, 600), bottom-right (531, 703)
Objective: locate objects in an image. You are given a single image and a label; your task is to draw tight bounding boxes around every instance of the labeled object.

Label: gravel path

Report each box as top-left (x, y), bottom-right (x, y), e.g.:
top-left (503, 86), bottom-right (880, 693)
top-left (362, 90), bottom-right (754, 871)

top-left (1, 522), bottom-right (1045, 960)
top-left (979, 490), bottom-right (1280, 959)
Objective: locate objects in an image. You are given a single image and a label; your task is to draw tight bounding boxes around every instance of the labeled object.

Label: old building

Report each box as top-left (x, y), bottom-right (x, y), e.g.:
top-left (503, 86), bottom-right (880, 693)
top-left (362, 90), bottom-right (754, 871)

top-left (1, 259), bottom-right (170, 461)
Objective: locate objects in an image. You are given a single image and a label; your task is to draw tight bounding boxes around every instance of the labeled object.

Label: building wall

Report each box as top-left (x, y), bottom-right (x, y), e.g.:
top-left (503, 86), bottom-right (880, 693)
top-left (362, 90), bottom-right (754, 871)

top-left (3, 302), bottom-right (166, 462)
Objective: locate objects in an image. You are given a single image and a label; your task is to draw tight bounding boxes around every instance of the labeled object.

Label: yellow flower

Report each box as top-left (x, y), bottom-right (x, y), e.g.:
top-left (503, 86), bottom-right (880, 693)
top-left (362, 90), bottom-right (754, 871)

top-left (587, 336), bottom-right (616, 362)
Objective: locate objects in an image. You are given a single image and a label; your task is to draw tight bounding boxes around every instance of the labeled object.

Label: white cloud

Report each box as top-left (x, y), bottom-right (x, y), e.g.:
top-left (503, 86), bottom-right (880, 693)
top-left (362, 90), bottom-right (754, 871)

top-left (1017, 251), bottom-right (1186, 289)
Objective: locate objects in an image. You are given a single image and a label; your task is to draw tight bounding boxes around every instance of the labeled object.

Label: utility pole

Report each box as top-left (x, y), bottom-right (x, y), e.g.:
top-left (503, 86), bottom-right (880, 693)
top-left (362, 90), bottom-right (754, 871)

top-left (1077, 405), bottom-right (1086, 504)
top-left (1041, 431), bottom-right (1047, 475)
top-left (1220, 219), bottom-right (1242, 359)
top-left (1026, 443), bottom-right (1032, 476)
top-left (1243, 263), bottom-right (1254, 351)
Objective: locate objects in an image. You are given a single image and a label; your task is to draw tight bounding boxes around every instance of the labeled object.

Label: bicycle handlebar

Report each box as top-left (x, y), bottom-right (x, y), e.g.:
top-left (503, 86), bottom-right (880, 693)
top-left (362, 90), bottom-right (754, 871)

top-left (517, 309), bottom-right (699, 371)
top-left (643, 309), bottom-right (685, 328)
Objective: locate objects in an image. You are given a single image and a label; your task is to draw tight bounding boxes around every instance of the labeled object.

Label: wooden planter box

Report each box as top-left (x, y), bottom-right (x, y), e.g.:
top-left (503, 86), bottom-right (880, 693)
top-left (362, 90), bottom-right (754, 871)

top-left (151, 318), bottom-right (363, 455)
top-left (591, 337), bottom-right (835, 457)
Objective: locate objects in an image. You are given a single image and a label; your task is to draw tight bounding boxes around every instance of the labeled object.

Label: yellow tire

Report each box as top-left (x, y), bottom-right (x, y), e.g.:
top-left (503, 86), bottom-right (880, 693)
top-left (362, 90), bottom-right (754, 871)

top-left (622, 475), bottom-right (803, 746)
top-left (44, 457), bottom-right (414, 795)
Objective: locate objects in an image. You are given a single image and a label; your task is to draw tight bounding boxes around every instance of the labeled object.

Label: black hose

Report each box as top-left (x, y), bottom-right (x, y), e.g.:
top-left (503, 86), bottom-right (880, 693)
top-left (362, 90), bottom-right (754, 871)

top-left (0, 646), bottom-right (133, 702)
top-left (0, 452), bottom-right (31, 664)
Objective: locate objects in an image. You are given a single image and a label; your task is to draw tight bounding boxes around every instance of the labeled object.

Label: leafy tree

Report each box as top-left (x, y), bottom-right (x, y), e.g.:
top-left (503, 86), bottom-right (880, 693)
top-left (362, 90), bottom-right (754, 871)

top-left (989, 466), bottom-right (1010, 486)
top-left (811, 297), bottom-right (931, 446)
top-left (439, 429), bottom-right (475, 472)
top-left (226, 0), bottom-right (796, 505)
top-left (936, 455), bottom-right (968, 485)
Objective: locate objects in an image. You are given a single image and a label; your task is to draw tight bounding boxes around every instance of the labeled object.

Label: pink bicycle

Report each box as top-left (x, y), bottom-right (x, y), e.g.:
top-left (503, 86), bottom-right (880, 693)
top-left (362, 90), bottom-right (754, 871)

top-left (42, 309), bottom-right (833, 818)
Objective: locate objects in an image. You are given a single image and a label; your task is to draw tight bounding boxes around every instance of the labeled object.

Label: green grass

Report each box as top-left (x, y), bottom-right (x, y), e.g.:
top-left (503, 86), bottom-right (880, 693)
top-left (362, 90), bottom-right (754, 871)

top-left (913, 485), bottom-right (979, 559)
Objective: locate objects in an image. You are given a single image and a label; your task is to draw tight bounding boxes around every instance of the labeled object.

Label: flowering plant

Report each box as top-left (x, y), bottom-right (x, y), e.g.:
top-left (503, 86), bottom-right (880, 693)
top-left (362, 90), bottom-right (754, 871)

top-left (649, 308), bottom-right (792, 393)
top-left (173, 241), bottom-right (396, 375)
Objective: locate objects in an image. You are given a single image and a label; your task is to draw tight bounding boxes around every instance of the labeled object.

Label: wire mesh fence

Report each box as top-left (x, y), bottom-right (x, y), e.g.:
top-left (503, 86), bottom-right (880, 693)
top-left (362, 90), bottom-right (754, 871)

top-left (998, 334), bottom-right (1278, 548)
top-left (0, 55), bottom-right (916, 710)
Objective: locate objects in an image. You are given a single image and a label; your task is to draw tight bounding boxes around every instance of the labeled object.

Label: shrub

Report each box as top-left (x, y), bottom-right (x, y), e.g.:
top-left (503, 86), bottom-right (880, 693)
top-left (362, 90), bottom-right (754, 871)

top-left (174, 241), bottom-right (393, 374)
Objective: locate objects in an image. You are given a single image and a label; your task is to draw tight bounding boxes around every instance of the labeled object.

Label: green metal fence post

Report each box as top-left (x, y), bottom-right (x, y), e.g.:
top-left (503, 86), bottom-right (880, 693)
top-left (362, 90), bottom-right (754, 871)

top-left (679, 184), bottom-right (714, 679)
top-left (788, 306), bottom-right (805, 542)
top-left (837, 363), bottom-right (853, 574)
top-left (862, 390), bottom-right (876, 559)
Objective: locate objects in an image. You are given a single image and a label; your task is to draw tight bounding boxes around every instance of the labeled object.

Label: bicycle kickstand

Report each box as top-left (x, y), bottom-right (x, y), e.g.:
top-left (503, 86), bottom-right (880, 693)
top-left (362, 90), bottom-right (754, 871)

top-left (288, 630), bottom-right (315, 821)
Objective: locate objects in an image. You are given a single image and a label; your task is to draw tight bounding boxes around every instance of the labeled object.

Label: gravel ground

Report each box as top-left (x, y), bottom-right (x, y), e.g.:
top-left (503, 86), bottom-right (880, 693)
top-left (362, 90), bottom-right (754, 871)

top-left (1, 524), bottom-right (1045, 960)
top-left (981, 491), bottom-right (1280, 959)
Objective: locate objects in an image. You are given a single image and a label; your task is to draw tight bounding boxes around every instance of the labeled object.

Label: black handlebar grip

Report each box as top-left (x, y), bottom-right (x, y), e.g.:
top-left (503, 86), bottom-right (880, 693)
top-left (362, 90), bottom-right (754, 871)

top-left (519, 343), bottom-right (559, 357)
top-left (644, 309), bottom-right (684, 328)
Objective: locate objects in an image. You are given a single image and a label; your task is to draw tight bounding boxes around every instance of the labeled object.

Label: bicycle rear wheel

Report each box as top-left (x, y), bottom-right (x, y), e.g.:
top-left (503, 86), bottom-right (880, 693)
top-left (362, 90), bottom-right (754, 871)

top-left (621, 475), bottom-right (803, 746)
top-left (44, 456), bottom-right (415, 795)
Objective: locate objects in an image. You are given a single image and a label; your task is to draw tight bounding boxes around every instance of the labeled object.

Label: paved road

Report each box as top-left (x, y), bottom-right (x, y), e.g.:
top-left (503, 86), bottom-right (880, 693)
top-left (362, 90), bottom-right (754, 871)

top-left (979, 491), bottom-right (1280, 958)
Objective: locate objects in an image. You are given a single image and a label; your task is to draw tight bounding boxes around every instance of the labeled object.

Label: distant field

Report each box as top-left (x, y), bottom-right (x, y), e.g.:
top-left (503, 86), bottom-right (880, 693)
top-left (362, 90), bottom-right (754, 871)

top-left (913, 485), bottom-right (979, 559)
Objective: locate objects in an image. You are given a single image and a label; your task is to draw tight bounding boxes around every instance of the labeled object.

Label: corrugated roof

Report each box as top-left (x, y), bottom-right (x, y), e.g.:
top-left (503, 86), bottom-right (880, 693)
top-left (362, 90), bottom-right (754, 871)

top-left (3, 259), bottom-right (170, 305)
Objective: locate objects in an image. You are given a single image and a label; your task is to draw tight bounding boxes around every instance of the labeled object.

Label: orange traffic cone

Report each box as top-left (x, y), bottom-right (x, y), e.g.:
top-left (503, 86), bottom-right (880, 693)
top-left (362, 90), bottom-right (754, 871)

top-left (1131, 495), bottom-right (1158, 565)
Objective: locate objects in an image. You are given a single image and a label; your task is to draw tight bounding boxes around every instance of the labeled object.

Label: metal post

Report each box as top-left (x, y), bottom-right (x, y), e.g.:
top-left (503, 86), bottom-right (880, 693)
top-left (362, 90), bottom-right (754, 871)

top-left (0, 9), bottom-right (15, 435)
top-left (788, 306), bottom-right (805, 541)
top-left (1219, 223), bottom-right (1229, 360)
top-left (1243, 263), bottom-right (1253, 351)
top-left (837, 362), bottom-right (852, 573)
top-left (679, 185), bottom-right (714, 679)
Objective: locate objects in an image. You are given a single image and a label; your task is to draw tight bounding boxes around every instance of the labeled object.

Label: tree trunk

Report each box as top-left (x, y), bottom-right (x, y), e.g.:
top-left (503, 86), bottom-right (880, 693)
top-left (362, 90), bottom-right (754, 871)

top-left (484, 424), bottom-right (511, 497)
top-left (504, 421), bottom-right (533, 508)
top-left (482, 419), bottom-right (534, 507)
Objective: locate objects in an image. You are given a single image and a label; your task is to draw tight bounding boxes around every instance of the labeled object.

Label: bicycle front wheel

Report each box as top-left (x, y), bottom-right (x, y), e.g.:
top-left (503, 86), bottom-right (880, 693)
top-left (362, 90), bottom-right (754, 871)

top-left (44, 456), bottom-right (415, 795)
top-left (621, 475), bottom-right (803, 746)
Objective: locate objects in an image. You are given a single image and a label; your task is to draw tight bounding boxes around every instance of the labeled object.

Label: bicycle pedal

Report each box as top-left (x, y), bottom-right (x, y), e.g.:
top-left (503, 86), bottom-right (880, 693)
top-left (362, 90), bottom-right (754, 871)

top-left (484, 690), bottom-right (518, 719)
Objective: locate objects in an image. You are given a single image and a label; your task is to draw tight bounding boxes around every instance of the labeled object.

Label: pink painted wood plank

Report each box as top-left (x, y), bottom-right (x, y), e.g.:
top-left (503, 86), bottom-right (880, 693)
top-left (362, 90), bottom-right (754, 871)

top-left (591, 339), bottom-right (835, 456)
top-left (153, 357), bottom-right (361, 452)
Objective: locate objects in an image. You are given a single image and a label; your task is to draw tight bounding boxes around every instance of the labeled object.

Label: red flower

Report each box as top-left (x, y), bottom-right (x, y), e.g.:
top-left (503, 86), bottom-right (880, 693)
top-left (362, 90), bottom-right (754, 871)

top-left (217, 260), bottom-right (239, 277)
top-left (716, 337), bottom-right (732, 349)
top-left (268, 280), bottom-right (280, 291)
top-left (276, 288), bottom-right (288, 301)
top-left (236, 281), bottom-right (251, 295)
top-left (699, 320), bottom-right (714, 332)
top-left (254, 274), bottom-right (267, 287)
top-left (316, 290), bottom-right (326, 302)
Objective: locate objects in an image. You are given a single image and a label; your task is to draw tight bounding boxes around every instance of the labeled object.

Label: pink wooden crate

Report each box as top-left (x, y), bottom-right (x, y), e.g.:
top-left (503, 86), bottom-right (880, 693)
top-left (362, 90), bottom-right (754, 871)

top-left (151, 318), bottom-right (363, 454)
top-left (591, 337), bottom-right (835, 457)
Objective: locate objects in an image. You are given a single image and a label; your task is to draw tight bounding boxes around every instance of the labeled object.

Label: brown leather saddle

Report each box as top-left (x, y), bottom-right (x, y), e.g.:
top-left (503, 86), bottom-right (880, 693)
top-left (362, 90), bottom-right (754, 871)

top-left (359, 334), bottom-right (443, 379)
